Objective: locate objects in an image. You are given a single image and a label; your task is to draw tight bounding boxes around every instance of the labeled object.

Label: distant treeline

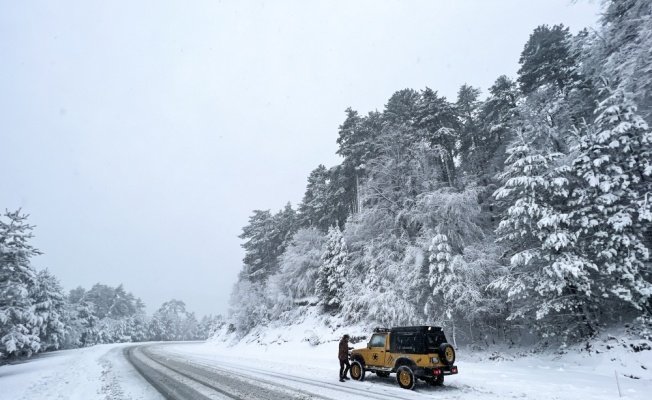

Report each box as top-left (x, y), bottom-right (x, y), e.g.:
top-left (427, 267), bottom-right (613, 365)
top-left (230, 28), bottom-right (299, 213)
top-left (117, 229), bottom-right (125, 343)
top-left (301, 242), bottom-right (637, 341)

top-left (0, 209), bottom-right (223, 360)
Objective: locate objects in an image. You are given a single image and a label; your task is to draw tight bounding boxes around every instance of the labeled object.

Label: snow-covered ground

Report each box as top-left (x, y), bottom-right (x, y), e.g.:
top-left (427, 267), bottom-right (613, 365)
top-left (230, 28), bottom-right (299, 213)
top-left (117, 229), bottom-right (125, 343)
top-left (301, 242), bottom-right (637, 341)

top-left (0, 343), bottom-right (163, 400)
top-left (197, 320), bottom-right (652, 400)
top-left (1, 323), bottom-right (651, 399)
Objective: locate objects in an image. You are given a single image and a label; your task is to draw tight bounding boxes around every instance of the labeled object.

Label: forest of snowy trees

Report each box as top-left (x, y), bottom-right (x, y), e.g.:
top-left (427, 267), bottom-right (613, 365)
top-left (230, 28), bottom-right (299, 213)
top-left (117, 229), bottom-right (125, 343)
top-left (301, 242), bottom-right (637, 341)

top-left (0, 210), bottom-right (224, 360)
top-left (228, 0), bottom-right (652, 346)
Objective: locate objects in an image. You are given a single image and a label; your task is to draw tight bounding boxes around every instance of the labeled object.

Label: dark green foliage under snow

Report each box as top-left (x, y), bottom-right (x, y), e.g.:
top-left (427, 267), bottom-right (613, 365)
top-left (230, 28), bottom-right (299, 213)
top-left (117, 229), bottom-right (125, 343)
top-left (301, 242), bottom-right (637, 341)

top-left (229, 0), bottom-right (652, 345)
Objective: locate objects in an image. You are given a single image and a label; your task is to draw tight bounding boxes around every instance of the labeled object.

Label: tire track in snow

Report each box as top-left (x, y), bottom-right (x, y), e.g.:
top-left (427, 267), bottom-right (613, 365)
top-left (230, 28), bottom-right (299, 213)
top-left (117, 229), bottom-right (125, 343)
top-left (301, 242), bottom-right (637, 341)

top-left (125, 346), bottom-right (215, 400)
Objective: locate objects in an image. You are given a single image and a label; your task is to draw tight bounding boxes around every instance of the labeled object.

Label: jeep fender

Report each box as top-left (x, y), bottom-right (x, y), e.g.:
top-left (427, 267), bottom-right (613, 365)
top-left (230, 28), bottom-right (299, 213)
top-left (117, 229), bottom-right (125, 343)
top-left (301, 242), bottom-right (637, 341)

top-left (351, 354), bottom-right (366, 366)
top-left (393, 356), bottom-right (415, 371)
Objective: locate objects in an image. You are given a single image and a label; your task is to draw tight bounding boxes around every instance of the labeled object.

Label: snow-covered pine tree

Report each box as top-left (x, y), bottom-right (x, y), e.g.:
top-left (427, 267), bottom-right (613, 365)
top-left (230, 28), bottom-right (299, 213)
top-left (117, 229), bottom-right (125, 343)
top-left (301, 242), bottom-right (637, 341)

top-left (414, 88), bottom-right (459, 187)
top-left (84, 283), bottom-right (115, 320)
top-left (570, 90), bottom-right (652, 318)
top-left (108, 284), bottom-right (138, 319)
top-left (183, 312), bottom-right (198, 341)
top-left (338, 202), bottom-right (424, 326)
top-left (239, 210), bottom-right (280, 282)
top-left (475, 75), bottom-right (520, 182)
top-left (0, 210), bottom-right (42, 358)
top-left (456, 84), bottom-right (484, 177)
top-left (149, 299), bottom-right (197, 341)
top-left (239, 205), bottom-right (298, 283)
top-left (597, 0), bottom-right (652, 118)
top-left (298, 165), bottom-right (332, 231)
top-left (274, 227), bottom-right (325, 311)
top-left (228, 279), bottom-right (270, 335)
top-left (492, 139), bottom-right (599, 339)
top-left (517, 24), bottom-right (580, 96)
top-left (428, 233), bottom-right (454, 319)
top-left (317, 226), bottom-right (348, 312)
top-left (197, 314), bottom-right (224, 339)
top-left (31, 269), bottom-right (66, 351)
top-left (423, 186), bottom-right (505, 343)
top-left (383, 88), bottom-right (421, 127)
top-left (75, 298), bottom-right (99, 347)
top-left (127, 312), bottom-right (150, 342)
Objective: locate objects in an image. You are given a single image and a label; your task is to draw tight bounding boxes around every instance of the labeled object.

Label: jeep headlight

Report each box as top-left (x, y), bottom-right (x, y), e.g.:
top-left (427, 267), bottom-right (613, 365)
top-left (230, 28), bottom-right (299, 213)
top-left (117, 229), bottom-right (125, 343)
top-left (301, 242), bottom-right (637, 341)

top-left (431, 356), bottom-right (439, 364)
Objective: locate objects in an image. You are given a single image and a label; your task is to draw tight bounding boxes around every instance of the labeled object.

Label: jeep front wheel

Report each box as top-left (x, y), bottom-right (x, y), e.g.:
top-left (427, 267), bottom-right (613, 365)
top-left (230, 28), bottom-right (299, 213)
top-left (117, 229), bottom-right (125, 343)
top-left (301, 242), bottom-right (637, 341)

top-left (396, 366), bottom-right (415, 390)
top-left (350, 361), bottom-right (365, 381)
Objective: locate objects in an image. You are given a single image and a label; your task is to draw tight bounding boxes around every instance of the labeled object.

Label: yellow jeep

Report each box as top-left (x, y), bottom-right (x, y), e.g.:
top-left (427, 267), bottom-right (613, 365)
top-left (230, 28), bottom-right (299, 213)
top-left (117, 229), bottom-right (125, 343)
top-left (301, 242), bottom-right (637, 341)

top-left (349, 326), bottom-right (458, 389)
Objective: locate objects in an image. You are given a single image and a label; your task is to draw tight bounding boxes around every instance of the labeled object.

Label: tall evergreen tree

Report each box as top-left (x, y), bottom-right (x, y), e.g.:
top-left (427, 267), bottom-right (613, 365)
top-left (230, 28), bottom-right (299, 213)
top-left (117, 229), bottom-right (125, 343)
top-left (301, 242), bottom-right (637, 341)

top-left (277, 228), bottom-right (325, 300)
top-left (457, 84), bottom-right (483, 177)
top-left (473, 76), bottom-right (520, 182)
top-left (491, 141), bottom-right (598, 339)
top-left (298, 165), bottom-right (331, 231)
top-left (239, 204), bottom-right (298, 283)
top-left (317, 226), bottom-right (348, 311)
top-left (32, 269), bottom-right (66, 351)
top-left (0, 210), bottom-right (42, 358)
top-left (383, 88), bottom-right (420, 127)
top-left (518, 24), bottom-right (580, 95)
top-left (570, 91), bottom-right (652, 317)
top-left (239, 210), bottom-right (279, 282)
top-left (596, 0), bottom-right (652, 118)
top-left (414, 88), bottom-right (459, 186)
top-left (150, 299), bottom-right (197, 341)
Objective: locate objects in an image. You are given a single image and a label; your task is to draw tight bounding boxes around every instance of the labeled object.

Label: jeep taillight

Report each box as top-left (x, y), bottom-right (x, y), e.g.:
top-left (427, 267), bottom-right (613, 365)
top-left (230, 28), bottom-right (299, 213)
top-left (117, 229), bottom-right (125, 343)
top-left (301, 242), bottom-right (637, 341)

top-left (433, 369), bottom-right (441, 375)
top-left (452, 366), bottom-right (458, 374)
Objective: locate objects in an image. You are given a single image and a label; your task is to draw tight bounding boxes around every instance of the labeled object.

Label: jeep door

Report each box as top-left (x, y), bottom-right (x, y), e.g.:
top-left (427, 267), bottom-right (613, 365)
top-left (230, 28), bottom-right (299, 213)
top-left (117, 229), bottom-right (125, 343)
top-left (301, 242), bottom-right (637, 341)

top-left (366, 333), bottom-right (388, 367)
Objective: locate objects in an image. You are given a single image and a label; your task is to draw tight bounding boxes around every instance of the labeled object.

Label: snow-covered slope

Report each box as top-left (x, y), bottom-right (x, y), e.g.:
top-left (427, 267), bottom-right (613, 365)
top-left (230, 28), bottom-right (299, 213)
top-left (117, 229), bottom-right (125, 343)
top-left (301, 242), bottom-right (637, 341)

top-left (206, 312), bottom-right (652, 399)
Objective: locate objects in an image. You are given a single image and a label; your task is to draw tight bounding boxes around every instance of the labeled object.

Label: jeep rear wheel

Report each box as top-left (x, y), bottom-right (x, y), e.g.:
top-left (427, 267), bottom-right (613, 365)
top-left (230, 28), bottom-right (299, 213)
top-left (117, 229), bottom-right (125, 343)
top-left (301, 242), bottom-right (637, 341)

top-left (396, 366), bottom-right (415, 390)
top-left (350, 361), bottom-right (365, 381)
top-left (439, 343), bottom-right (456, 365)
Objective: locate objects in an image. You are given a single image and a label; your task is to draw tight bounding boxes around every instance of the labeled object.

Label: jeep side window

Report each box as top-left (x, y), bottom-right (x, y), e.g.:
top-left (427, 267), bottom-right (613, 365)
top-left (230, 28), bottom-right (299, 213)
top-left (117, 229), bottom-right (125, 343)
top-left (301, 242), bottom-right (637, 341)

top-left (369, 334), bottom-right (386, 348)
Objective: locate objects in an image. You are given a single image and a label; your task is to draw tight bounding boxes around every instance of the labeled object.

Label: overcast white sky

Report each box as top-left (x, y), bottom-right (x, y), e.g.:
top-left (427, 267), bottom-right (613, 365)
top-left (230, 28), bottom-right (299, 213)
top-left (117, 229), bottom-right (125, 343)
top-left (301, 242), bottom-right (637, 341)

top-left (1, 0), bottom-right (601, 317)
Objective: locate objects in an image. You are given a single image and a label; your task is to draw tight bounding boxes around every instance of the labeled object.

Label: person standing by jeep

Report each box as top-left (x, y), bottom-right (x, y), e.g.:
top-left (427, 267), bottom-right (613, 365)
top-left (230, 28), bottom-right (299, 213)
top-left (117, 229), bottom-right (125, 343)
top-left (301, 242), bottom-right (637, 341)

top-left (338, 334), bottom-right (353, 382)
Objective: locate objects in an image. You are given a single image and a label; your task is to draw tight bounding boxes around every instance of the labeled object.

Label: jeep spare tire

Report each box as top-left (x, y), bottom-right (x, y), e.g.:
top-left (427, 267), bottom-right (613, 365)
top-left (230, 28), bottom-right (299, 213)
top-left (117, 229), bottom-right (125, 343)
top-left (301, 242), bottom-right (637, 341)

top-left (350, 360), bottom-right (365, 381)
top-left (439, 343), bottom-right (456, 365)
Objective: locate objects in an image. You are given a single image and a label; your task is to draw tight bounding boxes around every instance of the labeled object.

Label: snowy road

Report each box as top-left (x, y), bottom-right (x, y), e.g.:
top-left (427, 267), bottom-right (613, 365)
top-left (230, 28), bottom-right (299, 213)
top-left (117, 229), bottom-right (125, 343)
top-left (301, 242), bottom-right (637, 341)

top-left (128, 343), bottom-right (433, 400)
top-left (136, 342), bottom-right (652, 400)
top-left (126, 344), bottom-right (327, 400)
top-left (1, 339), bottom-right (650, 399)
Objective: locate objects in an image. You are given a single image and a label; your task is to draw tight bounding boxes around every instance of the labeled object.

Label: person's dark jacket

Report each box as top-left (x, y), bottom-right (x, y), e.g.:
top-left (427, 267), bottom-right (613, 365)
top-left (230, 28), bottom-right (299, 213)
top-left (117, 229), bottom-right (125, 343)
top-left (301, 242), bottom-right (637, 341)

top-left (339, 338), bottom-right (350, 360)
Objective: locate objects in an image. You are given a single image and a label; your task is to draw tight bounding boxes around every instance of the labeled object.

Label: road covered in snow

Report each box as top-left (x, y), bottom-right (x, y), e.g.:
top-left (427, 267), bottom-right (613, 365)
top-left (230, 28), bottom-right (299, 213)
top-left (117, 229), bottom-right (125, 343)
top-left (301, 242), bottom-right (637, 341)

top-left (1, 338), bottom-right (651, 399)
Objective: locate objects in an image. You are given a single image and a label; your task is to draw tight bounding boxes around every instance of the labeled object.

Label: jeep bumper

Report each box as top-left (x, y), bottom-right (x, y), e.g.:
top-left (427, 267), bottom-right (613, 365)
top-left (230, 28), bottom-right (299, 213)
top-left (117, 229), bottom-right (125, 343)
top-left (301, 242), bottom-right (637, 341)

top-left (417, 365), bottom-right (458, 378)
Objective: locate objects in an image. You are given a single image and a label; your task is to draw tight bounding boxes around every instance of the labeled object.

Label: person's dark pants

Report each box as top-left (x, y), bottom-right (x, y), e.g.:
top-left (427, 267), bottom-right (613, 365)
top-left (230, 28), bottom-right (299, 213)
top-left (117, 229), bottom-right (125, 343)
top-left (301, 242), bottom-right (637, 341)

top-left (339, 359), bottom-right (350, 379)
